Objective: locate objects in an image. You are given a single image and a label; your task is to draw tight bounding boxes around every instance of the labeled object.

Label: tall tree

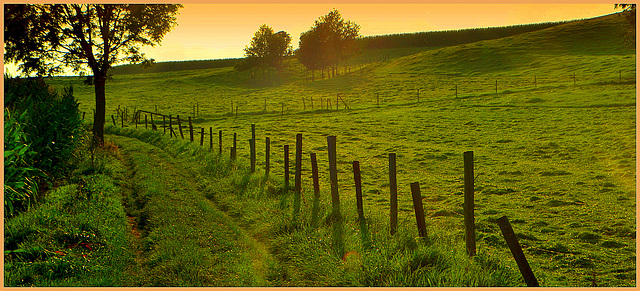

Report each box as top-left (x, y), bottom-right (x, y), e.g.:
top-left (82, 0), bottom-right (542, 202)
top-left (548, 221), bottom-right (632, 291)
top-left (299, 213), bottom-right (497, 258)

top-left (242, 24), bottom-right (292, 74)
top-left (297, 9), bottom-right (360, 78)
top-left (4, 4), bottom-right (182, 144)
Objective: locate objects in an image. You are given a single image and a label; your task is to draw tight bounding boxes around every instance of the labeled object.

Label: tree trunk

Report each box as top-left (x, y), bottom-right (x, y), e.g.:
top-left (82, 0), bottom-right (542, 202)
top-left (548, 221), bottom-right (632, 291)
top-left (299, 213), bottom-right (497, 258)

top-left (93, 73), bottom-right (107, 145)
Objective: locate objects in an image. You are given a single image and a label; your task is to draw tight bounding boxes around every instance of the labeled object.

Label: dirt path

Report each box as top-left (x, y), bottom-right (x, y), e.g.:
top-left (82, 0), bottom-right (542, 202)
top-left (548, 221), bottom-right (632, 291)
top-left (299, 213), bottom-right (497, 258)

top-left (108, 134), bottom-right (276, 286)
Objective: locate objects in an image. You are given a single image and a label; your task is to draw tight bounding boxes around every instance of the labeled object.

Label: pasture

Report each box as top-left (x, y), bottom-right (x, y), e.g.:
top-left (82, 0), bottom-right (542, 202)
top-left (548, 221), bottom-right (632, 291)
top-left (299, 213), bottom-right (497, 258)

top-left (46, 12), bottom-right (635, 286)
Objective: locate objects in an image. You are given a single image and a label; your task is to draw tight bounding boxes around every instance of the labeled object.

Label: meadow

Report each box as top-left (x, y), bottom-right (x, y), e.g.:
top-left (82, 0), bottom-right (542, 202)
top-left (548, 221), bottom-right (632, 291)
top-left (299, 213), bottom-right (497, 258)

top-left (44, 12), bottom-right (636, 286)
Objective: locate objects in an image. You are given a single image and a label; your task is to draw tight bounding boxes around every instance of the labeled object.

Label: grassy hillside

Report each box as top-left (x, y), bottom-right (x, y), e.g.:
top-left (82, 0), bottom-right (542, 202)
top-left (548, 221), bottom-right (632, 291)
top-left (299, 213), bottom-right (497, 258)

top-left (46, 12), bottom-right (635, 287)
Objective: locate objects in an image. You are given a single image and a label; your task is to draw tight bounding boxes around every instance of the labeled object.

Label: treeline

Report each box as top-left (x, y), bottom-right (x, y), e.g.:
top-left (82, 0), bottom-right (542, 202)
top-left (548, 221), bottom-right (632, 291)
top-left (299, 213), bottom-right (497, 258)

top-left (358, 20), bottom-right (571, 50)
top-left (110, 58), bottom-right (240, 75)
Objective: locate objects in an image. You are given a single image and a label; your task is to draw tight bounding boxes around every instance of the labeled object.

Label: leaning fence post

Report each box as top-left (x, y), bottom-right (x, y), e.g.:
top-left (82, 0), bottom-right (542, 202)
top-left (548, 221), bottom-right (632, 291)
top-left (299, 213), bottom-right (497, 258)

top-left (464, 151), bottom-right (476, 256)
top-left (410, 182), bottom-right (427, 238)
top-left (169, 115), bottom-right (174, 138)
top-left (293, 134), bottom-right (303, 221)
top-left (497, 216), bottom-right (540, 287)
top-left (112, 115), bottom-right (116, 126)
top-left (177, 115), bottom-right (184, 139)
top-left (327, 135), bottom-right (340, 219)
top-left (310, 152), bottom-right (320, 227)
top-left (389, 153), bottom-right (398, 236)
top-left (353, 161), bottom-right (364, 221)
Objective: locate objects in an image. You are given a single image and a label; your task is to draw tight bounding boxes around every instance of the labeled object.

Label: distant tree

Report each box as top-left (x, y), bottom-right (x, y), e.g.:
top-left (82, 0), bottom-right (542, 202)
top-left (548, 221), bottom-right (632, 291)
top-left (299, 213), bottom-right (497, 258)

top-left (615, 4), bottom-right (636, 49)
top-left (242, 24), bottom-right (292, 75)
top-left (4, 4), bottom-right (182, 144)
top-left (297, 9), bottom-right (360, 79)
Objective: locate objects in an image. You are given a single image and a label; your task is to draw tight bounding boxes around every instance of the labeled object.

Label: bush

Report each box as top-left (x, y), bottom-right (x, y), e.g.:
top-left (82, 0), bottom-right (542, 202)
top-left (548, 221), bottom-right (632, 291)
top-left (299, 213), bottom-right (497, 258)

top-left (4, 76), bottom-right (82, 216)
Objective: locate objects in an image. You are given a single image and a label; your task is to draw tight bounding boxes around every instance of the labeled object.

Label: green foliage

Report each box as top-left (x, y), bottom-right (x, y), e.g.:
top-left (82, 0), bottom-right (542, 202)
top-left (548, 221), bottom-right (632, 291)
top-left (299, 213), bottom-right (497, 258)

top-left (4, 108), bottom-right (42, 216)
top-left (243, 25), bottom-right (293, 72)
top-left (297, 9), bottom-right (361, 75)
top-left (4, 76), bottom-right (82, 216)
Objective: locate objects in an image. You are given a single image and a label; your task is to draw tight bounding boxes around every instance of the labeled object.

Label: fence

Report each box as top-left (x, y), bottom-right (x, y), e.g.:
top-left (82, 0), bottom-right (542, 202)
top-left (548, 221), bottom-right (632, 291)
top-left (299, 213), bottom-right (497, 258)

top-left (111, 111), bottom-right (541, 286)
top-left (92, 69), bottom-right (633, 123)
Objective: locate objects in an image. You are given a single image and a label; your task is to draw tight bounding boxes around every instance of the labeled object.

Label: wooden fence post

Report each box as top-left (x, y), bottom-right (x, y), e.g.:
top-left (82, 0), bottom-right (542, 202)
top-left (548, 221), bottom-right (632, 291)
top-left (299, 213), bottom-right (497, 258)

top-left (219, 130), bottom-right (223, 155)
top-left (353, 161), bottom-right (364, 221)
top-left (209, 127), bottom-right (213, 151)
top-left (294, 134), bottom-right (303, 219)
top-left (163, 116), bottom-right (166, 134)
top-left (311, 96), bottom-right (314, 110)
top-left (189, 117), bottom-right (194, 142)
top-left (310, 152), bottom-right (321, 227)
top-left (410, 182), bottom-right (427, 238)
top-left (251, 124), bottom-right (256, 173)
top-left (121, 113), bottom-right (124, 128)
top-left (302, 98), bottom-right (306, 110)
top-left (145, 115), bottom-right (148, 129)
top-left (327, 135), bottom-right (340, 219)
top-left (232, 133), bottom-right (237, 160)
top-left (177, 115), bottom-right (184, 139)
top-left (497, 216), bottom-right (540, 287)
top-left (464, 151), bottom-right (476, 256)
top-left (169, 115), bottom-right (174, 138)
top-left (200, 128), bottom-right (205, 146)
top-left (265, 137), bottom-right (270, 177)
top-left (112, 115), bottom-right (116, 126)
top-left (284, 145), bottom-right (290, 190)
top-left (389, 153), bottom-right (398, 236)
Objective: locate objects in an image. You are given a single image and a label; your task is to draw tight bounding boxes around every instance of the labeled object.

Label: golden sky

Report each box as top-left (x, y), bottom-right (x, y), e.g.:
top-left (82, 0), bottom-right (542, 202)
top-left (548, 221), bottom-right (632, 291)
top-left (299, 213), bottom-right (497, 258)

top-left (143, 3), bottom-right (618, 62)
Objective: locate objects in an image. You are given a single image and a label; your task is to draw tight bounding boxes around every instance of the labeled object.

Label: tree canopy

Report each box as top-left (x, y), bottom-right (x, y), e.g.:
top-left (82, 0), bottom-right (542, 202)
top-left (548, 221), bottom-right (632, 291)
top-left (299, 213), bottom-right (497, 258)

top-left (241, 24), bottom-right (292, 72)
top-left (297, 9), bottom-right (360, 78)
top-left (4, 4), bottom-right (182, 144)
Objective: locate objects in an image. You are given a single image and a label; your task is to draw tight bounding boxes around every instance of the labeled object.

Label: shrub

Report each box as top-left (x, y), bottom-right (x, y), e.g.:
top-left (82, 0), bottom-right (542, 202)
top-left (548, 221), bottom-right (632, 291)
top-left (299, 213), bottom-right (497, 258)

top-left (4, 76), bottom-right (82, 216)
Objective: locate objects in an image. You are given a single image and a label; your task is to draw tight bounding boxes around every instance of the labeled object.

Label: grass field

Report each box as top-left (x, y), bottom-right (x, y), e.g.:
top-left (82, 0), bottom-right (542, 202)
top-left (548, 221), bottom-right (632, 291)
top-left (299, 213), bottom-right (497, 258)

top-left (43, 12), bottom-right (636, 286)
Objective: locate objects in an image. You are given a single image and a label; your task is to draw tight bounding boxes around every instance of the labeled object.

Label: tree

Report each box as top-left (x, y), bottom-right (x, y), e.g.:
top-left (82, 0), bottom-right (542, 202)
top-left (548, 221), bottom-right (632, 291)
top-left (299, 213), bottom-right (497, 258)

top-left (615, 4), bottom-right (636, 49)
top-left (297, 9), bottom-right (360, 79)
top-left (242, 24), bottom-right (292, 74)
top-left (4, 4), bottom-right (182, 144)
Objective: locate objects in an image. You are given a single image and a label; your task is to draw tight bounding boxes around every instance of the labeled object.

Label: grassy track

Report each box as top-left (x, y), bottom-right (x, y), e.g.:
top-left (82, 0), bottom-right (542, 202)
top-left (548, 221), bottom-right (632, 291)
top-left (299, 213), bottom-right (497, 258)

top-left (43, 12), bottom-right (635, 286)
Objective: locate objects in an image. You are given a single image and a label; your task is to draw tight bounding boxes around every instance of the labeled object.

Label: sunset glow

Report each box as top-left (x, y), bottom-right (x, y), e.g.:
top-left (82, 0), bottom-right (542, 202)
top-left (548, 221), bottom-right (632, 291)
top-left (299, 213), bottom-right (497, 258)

top-left (142, 3), bottom-right (617, 62)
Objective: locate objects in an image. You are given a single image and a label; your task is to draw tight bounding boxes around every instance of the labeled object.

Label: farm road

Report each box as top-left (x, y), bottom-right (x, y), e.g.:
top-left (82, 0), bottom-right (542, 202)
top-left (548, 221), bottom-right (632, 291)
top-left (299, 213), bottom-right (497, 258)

top-left (109, 134), bottom-right (274, 286)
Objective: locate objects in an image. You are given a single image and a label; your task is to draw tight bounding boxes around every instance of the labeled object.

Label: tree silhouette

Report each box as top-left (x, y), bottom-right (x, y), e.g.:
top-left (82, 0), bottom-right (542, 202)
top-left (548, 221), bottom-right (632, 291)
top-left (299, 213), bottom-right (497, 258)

top-left (615, 4), bottom-right (636, 49)
top-left (297, 9), bottom-right (360, 79)
top-left (4, 4), bottom-right (182, 144)
top-left (241, 24), bottom-right (292, 76)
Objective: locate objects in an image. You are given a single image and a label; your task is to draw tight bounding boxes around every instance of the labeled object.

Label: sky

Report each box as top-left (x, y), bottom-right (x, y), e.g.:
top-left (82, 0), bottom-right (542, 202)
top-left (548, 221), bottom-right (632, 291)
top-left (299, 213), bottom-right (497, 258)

top-left (3, 3), bottom-right (620, 75)
top-left (143, 3), bottom-right (618, 62)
